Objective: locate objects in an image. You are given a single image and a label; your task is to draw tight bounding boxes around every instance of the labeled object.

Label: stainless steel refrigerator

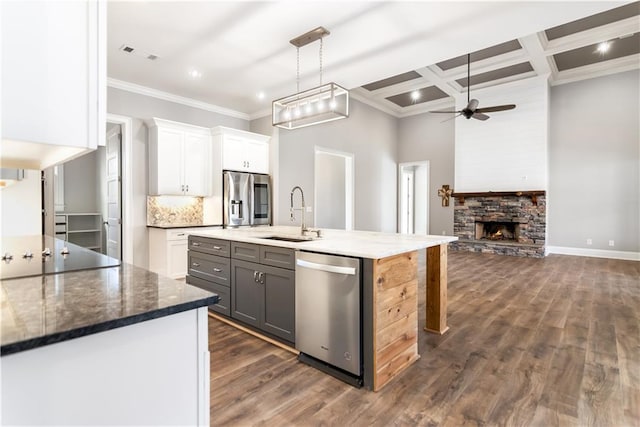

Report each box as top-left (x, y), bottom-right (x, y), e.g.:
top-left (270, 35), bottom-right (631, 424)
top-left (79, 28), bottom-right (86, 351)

top-left (223, 171), bottom-right (271, 227)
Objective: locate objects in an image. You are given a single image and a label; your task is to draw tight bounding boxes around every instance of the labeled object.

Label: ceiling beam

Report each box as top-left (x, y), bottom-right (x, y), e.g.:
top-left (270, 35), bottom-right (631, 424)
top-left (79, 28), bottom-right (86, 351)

top-left (519, 33), bottom-right (553, 76)
top-left (414, 66), bottom-right (459, 97)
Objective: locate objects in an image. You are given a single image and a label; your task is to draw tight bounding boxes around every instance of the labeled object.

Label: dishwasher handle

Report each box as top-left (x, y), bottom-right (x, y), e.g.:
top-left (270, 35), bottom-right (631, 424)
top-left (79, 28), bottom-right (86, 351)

top-left (296, 258), bottom-right (356, 275)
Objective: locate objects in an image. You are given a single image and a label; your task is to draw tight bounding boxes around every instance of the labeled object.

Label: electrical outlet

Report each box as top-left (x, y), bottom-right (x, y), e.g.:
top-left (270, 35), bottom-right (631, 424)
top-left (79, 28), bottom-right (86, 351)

top-left (586, 238), bottom-right (592, 245)
top-left (609, 240), bottom-right (615, 247)
top-left (442, 230), bottom-right (446, 235)
top-left (305, 206), bottom-right (312, 213)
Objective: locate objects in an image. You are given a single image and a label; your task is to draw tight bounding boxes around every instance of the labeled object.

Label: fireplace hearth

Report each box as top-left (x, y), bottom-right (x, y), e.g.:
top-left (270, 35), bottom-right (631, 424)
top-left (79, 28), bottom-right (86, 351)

top-left (451, 191), bottom-right (546, 258)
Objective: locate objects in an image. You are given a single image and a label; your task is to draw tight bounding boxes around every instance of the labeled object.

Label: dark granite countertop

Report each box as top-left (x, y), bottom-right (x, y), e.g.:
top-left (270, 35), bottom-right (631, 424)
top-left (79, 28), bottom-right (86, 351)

top-left (1, 263), bottom-right (218, 356)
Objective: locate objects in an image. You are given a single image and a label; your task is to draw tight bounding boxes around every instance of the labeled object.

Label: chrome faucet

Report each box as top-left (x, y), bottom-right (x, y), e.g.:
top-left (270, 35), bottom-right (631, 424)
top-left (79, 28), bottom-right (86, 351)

top-left (290, 186), bottom-right (322, 237)
top-left (290, 186), bottom-right (307, 235)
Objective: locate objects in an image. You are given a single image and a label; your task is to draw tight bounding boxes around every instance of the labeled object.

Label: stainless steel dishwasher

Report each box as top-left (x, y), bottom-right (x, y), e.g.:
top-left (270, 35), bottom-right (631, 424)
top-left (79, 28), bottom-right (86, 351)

top-left (295, 251), bottom-right (362, 386)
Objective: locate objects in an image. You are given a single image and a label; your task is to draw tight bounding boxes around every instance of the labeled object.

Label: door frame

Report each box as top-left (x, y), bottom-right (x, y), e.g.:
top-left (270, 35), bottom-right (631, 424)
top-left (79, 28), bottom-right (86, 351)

top-left (313, 146), bottom-right (355, 230)
top-left (397, 161), bottom-right (430, 235)
top-left (106, 113), bottom-right (133, 264)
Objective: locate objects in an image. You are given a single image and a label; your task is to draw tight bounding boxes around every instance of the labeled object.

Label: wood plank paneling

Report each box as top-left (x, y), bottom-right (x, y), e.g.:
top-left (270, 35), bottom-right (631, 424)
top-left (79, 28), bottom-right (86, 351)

top-left (373, 250), bottom-right (419, 391)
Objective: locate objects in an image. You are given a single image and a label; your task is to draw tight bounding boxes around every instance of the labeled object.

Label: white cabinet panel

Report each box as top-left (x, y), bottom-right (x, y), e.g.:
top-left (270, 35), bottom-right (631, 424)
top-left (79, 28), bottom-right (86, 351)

top-left (184, 133), bottom-right (210, 196)
top-left (148, 227), bottom-right (220, 279)
top-left (213, 127), bottom-right (270, 174)
top-left (148, 118), bottom-right (211, 197)
top-left (1, 0), bottom-right (105, 170)
top-left (168, 240), bottom-right (189, 279)
top-left (155, 128), bottom-right (184, 195)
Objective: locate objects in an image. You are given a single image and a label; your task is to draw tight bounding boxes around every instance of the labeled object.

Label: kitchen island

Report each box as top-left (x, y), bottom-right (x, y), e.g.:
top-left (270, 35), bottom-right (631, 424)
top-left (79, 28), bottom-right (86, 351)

top-left (1, 239), bottom-right (218, 425)
top-left (189, 226), bottom-right (456, 391)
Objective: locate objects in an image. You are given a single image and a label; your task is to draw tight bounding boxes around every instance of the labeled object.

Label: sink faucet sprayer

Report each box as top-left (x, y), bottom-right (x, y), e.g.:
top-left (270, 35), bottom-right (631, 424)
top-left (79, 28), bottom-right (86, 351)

top-left (290, 186), bottom-right (321, 237)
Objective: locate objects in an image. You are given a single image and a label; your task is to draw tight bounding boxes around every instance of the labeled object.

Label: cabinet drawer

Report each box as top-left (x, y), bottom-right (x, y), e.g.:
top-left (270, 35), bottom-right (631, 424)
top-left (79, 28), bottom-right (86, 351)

top-left (260, 246), bottom-right (295, 270)
top-left (231, 242), bottom-right (260, 262)
top-left (55, 215), bottom-right (66, 224)
top-left (186, 275), bottom-right (230, 316)
top-left (55, 224), bottom-right (67, 233)
top-left (189, 236), bottom-right (230, 257)
top-left (167, 229), bottom-right (190, 241)
top-left (188, 252), bottom-right (231, 286)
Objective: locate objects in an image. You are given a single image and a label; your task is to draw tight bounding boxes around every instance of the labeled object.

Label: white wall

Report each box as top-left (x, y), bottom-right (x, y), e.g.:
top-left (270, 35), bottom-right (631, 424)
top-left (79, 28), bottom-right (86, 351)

top-left (455, 76), bottom-right (549, 192)
top-left (548, 70), bottom-right (639, 253)
top-left (0, 170), bottom-right (42, 236)
top-left (398, 104), bottom-right (456, 236)
top-left (275, 99), bottom-right (398, 233)
top-left (63, 150), bottom-right (99, 213)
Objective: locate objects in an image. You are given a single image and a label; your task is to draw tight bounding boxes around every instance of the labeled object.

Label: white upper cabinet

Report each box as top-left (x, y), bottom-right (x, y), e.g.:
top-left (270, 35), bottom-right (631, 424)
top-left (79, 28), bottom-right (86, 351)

top-left (148, 118), bottom-right (212, 196)
top-left (0, 0), bottom-right (106, 170)
top-left (212, 127), bottom-right (270, 174)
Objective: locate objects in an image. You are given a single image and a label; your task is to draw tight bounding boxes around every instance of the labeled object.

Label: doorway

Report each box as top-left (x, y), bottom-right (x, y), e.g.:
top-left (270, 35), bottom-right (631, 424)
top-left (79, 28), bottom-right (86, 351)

top-left (314, 147), bottom-right (354, 230)
top-left (398, 161), bottom-right (429, 235)
top-left (41, 114), bottom-right (133, 263)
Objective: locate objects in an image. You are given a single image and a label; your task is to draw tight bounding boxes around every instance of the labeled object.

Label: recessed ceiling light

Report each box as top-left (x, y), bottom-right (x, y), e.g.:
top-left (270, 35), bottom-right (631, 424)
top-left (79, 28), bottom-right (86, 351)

top-left (257, 91), bottom-right (265, 100)
top-left (596, 41), bottom-right (611, 54)
top-left (188, 69), bottom-right (202, 79)
top-left (411, 90), bottom-right (421, 101)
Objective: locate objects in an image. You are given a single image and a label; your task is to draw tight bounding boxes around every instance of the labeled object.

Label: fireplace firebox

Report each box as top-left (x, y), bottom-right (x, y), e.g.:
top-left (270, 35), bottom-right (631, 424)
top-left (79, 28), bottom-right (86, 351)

top-left (475, 221), bottom-right (519, 241)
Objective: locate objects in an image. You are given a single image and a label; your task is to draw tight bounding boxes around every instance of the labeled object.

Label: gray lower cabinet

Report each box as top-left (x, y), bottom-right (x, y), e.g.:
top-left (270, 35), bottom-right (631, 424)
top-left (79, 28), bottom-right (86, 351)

top-left (231, 259), bottom-right (295, 343)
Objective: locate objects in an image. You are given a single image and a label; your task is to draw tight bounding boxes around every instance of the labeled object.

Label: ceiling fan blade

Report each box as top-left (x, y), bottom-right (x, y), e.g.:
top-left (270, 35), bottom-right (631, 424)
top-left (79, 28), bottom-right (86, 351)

top-left (441, 113), bottom-right (462, 123)
top-left (467, 99), bottom-right (479, 111)
top-left (475, 104), bottom-right (516, 113)
top-left (472, 112), bottom-right (490, 121)
top-left (429, 109), bottom-right (461, 114)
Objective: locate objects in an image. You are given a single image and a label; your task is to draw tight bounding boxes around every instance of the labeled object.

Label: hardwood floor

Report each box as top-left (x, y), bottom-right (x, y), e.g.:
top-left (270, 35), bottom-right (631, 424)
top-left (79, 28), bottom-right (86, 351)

top-left (209, 251), bottom-right (640, 426)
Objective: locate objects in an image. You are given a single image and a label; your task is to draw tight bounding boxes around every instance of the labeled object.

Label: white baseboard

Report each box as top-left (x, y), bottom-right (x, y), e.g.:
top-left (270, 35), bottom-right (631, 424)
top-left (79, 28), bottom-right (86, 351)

top-left (545, 246), bottom-right (640, 261)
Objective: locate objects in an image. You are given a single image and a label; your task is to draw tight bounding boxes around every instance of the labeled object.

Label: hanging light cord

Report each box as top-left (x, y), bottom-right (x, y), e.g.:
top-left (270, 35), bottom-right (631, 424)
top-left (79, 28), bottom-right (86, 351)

top-left (319, 37), bottom-right (323, 86)
top-left (296, 46), bottom-right (300, 94)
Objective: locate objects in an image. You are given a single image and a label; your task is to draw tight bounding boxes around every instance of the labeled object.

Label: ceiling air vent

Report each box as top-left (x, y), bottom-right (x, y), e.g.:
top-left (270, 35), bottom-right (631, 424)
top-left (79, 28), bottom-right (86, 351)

top-left (119, 44), bottom-right (159, 61)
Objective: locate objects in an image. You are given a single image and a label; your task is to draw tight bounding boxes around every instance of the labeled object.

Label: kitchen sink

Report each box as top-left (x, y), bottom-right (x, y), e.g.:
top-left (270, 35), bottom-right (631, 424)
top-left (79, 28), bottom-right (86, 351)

top-left (259, 236), bottom-right (313, 243)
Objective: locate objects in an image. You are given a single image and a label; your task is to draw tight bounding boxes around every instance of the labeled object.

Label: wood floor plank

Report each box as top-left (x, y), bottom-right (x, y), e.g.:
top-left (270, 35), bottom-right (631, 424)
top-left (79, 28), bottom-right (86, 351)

top-left (208, 252), bottom-right (640, 427)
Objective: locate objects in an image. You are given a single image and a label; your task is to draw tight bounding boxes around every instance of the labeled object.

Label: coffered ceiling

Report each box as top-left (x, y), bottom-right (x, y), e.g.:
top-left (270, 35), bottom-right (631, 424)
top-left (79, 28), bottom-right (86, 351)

top-left (106, 1), bottom-right (639, 120)
top-left (354, 1), bottom-right (640, 117)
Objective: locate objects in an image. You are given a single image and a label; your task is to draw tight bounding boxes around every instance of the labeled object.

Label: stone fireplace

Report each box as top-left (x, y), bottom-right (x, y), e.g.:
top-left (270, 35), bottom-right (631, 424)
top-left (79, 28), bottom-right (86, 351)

top-left (451, 191), bottom-right (546, 257)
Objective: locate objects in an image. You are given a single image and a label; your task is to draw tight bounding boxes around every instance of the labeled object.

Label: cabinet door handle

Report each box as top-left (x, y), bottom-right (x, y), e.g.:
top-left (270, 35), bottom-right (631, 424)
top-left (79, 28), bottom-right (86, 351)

top-left (181, 184), bottom-right (185, 192)
top-left (253, 271), bottom-right (258, 282)
top-left (213, 246), bottom-right (222, 250)
top-left (186, 184), bottom-right (189, 192)
top-left (177, 233), bottom-right (185, 237)
top-left (213, 268), bottom-right (222, 273)
top-left (192, 262), bottom-right (200, 267)
top-left (259, 272), bottom-right (265, 284)
top-left (192, 242), bottom-right (201, 246)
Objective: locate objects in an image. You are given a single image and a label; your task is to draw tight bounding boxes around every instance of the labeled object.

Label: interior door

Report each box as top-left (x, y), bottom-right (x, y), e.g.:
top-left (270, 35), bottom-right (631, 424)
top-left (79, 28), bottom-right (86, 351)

top-left (106, 126), bottom-right (122, 259)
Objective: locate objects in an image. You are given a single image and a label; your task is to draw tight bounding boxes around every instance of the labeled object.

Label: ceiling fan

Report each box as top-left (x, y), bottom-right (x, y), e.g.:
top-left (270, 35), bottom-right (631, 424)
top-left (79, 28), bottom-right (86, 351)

top-left (430, 53), bottom-right (516, 121)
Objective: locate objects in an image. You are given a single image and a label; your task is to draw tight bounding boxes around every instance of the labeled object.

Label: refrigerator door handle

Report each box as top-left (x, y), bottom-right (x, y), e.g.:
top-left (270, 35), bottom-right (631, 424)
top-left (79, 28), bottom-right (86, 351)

top-left (295, 259), bottom-right (357, 275)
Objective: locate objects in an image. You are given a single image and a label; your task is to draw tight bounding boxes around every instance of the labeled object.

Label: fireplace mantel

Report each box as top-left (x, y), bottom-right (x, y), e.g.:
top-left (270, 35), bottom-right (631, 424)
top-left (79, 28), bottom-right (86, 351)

top-left (453, 190), bottom-right (545, 206)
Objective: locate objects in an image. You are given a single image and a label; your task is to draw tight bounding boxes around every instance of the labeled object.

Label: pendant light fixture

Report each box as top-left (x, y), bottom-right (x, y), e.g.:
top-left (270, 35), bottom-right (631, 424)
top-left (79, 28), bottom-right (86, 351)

top-left (272, 27), bottom-right (349, 130)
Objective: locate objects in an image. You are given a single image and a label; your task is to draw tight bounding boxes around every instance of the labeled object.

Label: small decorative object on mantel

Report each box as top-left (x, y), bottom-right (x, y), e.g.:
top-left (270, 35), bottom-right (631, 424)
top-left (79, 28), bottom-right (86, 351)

top-left (438, 185), bottom-right (453, 207)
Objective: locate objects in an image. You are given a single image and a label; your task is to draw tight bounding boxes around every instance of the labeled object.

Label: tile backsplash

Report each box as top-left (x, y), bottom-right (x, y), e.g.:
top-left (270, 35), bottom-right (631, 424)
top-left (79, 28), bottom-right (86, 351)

top-left (147, 196), bottom-right (204, 226)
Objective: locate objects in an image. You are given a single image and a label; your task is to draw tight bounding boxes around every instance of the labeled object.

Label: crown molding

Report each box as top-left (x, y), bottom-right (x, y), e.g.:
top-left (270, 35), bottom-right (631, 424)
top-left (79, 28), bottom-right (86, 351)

top-left (248, 107), bottom-right (273, 121)
top-left (107, 78), bottom-right (250, 120)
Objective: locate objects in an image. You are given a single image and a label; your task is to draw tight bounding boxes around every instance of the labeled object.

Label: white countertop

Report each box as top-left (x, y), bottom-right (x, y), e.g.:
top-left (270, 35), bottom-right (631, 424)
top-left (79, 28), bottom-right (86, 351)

top-left (189, 226), bottom-right (457, 259)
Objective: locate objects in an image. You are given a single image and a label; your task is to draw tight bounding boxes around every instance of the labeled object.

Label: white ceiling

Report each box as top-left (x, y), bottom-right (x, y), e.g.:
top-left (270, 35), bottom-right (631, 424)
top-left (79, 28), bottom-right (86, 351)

top-left (107, 1), bottom-right (632, 119)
